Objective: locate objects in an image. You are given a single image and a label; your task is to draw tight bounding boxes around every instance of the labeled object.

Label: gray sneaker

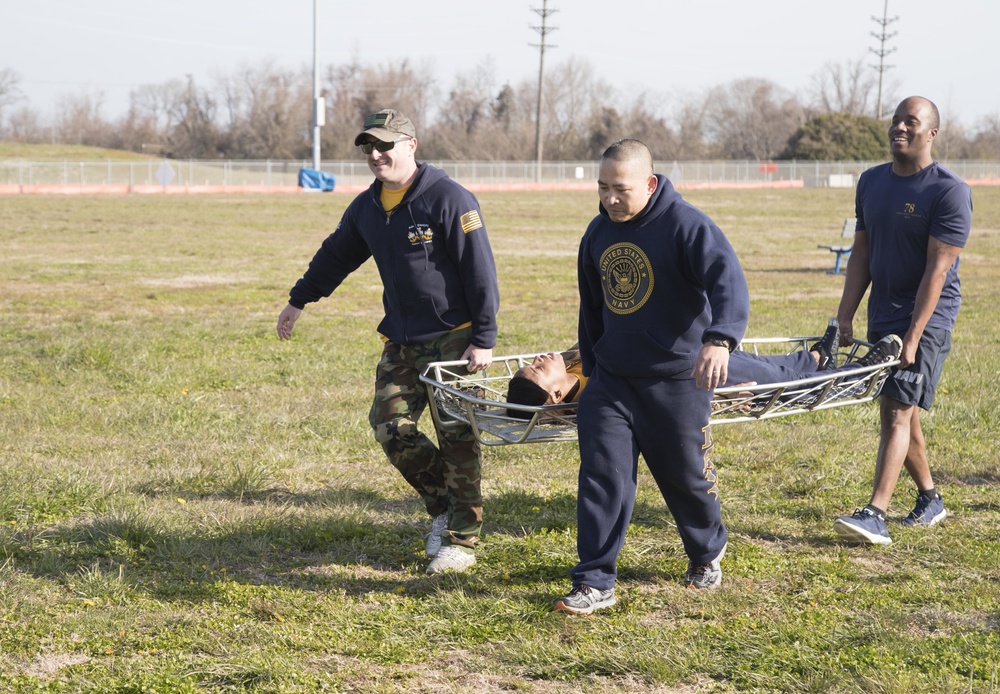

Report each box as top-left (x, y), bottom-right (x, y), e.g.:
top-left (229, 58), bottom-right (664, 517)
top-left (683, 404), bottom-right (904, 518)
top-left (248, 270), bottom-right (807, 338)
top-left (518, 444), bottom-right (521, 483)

top-left (425, 513), bottom-right (448, 558)
top-left (553, 584), bottom-right (617, 615)
top-left (685, 543), bottom-right (726, 590)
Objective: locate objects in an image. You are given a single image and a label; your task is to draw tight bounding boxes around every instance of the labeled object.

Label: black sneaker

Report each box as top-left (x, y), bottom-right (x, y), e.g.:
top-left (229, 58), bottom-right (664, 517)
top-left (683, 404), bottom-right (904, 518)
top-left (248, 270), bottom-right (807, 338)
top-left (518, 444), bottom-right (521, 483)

top-left (811, 318), bottom-right (840, 371)
top-left (901, 491), bottom-right (946, 527)
top-left (856, 334), bottom-right (902, 368)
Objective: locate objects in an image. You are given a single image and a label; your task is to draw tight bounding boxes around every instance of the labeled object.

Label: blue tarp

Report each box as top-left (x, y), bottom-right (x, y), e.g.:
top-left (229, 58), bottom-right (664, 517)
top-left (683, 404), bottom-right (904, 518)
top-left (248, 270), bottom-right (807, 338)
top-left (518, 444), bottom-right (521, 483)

top-left (298, 168), bottom-right (336, 191)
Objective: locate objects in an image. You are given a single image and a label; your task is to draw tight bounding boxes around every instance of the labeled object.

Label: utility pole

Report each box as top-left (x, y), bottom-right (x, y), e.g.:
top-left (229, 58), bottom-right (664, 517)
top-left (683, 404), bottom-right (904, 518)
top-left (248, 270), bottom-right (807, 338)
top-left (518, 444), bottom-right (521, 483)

top-left (870, 0), bottom-right (898, 120)
top-left (530, 1), bottom-right (557, 182)
top-left (311, 0), bottom-right (324, 170)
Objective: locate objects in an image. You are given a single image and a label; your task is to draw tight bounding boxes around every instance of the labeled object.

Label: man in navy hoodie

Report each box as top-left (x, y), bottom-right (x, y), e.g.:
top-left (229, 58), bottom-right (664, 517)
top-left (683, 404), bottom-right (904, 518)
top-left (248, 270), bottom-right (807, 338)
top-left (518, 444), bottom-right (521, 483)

top-left (554, 139), bottom-right (750, 615)
top-left (277, 109), bottom-right (500, 575)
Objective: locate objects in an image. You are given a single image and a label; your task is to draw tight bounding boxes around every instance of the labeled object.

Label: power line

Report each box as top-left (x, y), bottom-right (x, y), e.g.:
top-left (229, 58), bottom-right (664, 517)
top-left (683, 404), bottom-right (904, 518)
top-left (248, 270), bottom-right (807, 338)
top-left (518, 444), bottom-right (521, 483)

top-left (870, 0), bottom-right (898, 120)
top-left (530, 0), bottom-right (557, 182)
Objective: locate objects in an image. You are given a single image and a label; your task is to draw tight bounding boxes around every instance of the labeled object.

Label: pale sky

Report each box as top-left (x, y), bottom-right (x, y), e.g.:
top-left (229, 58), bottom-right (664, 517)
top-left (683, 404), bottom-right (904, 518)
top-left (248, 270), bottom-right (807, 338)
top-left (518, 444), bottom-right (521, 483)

top-left (3, 0), bottom-right (998, 128)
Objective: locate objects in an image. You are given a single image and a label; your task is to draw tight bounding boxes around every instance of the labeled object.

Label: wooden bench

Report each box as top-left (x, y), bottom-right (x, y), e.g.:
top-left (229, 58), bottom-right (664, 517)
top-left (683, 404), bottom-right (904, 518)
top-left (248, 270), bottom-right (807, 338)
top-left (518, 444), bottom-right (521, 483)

top-left (818, 218), bottom-right (856, 274)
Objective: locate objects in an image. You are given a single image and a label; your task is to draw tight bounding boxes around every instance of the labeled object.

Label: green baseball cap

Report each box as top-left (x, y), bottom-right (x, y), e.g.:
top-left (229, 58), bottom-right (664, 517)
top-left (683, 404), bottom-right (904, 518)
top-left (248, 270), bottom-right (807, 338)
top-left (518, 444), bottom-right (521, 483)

top-left (354, 109), bottom-right (416, 146)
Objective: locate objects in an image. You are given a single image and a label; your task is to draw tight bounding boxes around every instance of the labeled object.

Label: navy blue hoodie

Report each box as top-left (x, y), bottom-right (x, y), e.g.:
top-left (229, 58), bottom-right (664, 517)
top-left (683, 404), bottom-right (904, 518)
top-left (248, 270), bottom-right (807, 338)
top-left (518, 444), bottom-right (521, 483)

top-left (578, 175), bottom-right (749, 379)
top-left (289, 163), bottom-right (500, 348)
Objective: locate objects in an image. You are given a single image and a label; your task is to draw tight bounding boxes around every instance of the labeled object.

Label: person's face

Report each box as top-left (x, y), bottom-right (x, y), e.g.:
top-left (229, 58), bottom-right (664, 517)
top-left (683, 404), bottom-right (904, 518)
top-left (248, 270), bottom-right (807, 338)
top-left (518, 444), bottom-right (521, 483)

top-left (515, 352), bottom-right (569, 403)
top-left (363, 135), bottom-right (417, 188)
top-left (888, 98), bottom-right (937, 163)
top-left (598, 158), bottom-right (657, 223)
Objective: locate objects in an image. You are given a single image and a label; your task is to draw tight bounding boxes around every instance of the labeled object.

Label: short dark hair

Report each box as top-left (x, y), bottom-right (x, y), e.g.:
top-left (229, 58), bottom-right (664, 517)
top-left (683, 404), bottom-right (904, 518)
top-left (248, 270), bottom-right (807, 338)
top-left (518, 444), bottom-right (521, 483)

top-left (602, 138), bottom-right (653, 175)
top-left (900, 96), bottom-right (941, 130)
top-left (505, 375), bottom-right (548, 420)
top-left (926, 99), bottom-right (941, 130)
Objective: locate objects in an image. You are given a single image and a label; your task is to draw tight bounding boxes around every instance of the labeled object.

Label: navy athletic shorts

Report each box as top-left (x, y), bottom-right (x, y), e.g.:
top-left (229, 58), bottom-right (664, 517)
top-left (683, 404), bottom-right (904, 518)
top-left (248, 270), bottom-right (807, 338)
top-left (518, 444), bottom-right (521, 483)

top-left (869, 325), bottom-right (952, 411)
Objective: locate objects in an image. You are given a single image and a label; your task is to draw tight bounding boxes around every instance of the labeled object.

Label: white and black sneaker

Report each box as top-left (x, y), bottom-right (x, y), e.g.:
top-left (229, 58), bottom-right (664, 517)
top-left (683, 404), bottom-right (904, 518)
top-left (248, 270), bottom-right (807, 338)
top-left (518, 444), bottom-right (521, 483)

top-left (553, 584), bottom-right (617, 615)
top-left (834, 506), bottom-right (892, 545)
top-left (811, 318), bottom-right (840, 371)
top-left (855, 334), bottom-right (903, 369)
top-left (685, 543), bottom-right (726, 590)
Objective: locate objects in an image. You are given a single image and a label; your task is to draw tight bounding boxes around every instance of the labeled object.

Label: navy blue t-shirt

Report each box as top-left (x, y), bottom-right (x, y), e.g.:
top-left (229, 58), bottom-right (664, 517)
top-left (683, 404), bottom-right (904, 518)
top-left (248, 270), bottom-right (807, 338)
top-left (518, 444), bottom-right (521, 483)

top-left (855, 162), bottom-right (972, 333)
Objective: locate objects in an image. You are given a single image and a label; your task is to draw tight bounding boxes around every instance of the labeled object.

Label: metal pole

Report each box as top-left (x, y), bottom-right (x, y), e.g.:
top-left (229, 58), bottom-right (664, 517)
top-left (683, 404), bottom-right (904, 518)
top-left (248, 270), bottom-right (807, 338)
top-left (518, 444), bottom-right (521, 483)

top-left (311, 0), bottom-right (322, 171)
top-left (531, 1), bottom-right (557, 183)
top-left (871, 0), bottom-right (897, 120)
top-left (534, 30), bottom-right (545, 183)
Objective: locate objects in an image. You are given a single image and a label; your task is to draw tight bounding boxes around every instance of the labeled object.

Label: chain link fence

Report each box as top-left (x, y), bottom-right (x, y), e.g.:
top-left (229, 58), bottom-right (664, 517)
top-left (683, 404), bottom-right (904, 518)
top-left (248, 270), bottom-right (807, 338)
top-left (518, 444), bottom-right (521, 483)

top-left (2, 158), bottom-right (999, 190)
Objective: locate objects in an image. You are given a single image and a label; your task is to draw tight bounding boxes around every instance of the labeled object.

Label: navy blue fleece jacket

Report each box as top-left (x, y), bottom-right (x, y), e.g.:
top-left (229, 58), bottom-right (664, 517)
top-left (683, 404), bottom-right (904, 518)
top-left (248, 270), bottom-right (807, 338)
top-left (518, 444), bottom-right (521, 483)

top-left (577, 174), bottom-right (749, 379)
top-left (289, 163), bottom-right (500, 348)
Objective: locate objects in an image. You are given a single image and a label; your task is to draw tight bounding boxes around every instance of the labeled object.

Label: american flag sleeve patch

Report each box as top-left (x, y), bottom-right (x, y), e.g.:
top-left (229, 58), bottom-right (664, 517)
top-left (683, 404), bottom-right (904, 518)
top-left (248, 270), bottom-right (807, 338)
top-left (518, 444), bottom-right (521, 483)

top-left (460, 210), bottom-right (483, 233)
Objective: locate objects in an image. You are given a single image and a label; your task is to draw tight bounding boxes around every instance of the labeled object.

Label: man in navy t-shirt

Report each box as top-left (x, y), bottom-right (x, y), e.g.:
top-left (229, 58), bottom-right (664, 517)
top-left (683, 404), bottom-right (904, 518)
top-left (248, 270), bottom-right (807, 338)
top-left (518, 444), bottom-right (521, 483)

top-left (832, 96), bottom-right (972, 545)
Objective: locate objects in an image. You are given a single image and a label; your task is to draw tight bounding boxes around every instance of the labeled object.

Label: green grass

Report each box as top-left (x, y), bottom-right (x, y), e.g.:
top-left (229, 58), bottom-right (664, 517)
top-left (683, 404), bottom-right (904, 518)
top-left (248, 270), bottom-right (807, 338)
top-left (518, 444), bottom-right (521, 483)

top-left (1, 187), bottom-right (999, 692)
top-left (0, 143), bottom-right (156, 161)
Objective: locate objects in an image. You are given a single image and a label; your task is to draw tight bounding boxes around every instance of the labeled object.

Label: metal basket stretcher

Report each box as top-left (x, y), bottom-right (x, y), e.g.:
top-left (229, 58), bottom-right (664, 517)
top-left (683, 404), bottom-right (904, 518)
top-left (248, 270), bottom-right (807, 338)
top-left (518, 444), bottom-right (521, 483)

top-left (419, 337), bottom-right (899, 447)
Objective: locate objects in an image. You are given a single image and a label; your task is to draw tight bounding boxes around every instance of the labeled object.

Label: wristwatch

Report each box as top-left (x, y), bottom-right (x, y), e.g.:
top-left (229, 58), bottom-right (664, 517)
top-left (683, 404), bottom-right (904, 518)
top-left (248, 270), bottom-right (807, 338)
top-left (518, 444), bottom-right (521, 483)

top-left (705, 337), bottom-right (735, 352)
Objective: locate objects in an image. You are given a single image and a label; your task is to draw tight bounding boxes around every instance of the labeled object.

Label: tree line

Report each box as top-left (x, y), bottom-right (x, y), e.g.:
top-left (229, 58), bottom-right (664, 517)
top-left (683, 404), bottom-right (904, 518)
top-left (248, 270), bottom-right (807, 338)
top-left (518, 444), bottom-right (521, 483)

top-left (2, 57), bottom-right (998, 162)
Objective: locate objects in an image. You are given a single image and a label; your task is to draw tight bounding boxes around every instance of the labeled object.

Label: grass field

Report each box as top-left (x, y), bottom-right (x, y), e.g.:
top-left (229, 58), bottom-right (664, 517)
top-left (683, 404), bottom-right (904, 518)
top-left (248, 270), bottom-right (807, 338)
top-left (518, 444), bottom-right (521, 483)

top-left (1, 186), bottom-right (999, 693)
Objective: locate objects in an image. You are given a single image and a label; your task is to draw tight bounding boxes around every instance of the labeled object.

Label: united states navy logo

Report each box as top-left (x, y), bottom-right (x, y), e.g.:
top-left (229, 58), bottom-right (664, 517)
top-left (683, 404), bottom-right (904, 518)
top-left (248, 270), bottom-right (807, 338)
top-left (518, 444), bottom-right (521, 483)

top-left (599, 242), bottom-right (653, 314)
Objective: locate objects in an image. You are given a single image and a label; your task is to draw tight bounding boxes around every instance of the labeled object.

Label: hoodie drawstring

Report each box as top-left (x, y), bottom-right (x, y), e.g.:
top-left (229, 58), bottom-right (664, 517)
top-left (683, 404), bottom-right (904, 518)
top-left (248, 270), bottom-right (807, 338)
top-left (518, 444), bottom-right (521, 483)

top-left (405, 203), bottom-right (429, 270)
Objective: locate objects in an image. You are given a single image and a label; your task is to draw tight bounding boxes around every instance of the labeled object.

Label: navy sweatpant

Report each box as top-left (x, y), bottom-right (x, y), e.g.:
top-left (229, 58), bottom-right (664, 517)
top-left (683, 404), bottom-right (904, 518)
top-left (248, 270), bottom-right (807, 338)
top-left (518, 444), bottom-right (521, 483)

top-left (571, 367), bottom-right (727, 591)
top-left (724, 349), bottom-right (816, 386)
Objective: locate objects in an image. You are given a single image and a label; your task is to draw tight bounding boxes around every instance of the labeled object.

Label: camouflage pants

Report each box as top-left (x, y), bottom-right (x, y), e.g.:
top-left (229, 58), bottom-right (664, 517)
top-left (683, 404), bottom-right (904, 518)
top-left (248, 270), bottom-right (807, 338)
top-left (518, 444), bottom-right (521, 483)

top-left (368, 327), bottom-right (482, 548)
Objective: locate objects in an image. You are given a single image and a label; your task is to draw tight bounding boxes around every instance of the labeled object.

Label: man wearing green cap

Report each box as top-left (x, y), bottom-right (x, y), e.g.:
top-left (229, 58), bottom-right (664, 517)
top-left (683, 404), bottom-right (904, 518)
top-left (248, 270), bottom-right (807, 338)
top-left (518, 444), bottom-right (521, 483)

top-left (277, 109), bottom-right (500, 574)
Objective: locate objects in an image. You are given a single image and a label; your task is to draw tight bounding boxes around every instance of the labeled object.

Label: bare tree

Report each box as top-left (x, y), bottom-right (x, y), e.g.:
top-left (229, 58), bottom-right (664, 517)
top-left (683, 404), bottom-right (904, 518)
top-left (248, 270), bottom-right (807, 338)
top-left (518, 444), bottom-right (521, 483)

top-left (425, 59), bottom-right (502, 158)
top-left (584, 105), bottom-right (624, 159)
top-left (809, 57), bottom-right (878, 116)
top-left (704, 78), bottom-right (805, 160)
top-left (967, 113), bottom-right (1000, 159)
top-left (130, 82), bottom-right (185, 133)
top-left (52, 92), bottom-right (114, 147)
top-left (165, 76), bottom-right (220, 158)
top-left (353, 59), bottom-right (436, 135)
top-left (217, 62), bottom-right (311, 159)
top-left (0, 67), bottom-right (23, 134)
top-left (441, 59), bottom-right (499, 134)
top-left (486, 83), bottom-right (537, 159)
top-left (321, 59), bottom-right (365, 160)
top-left (4, 105), bottom-right (46, 143)
top-left (670, 96), bottom-right (712, 160)
top-left (583, 94), bottom-right (678, 161)
top-left (319, 58), bottom-right (437, 160)
top-left (421, 58), bottom-right (540, 160)
top-left (10, 55), bottom-right (995, 162)
top-left (541, 57), bottom-right (611, 159)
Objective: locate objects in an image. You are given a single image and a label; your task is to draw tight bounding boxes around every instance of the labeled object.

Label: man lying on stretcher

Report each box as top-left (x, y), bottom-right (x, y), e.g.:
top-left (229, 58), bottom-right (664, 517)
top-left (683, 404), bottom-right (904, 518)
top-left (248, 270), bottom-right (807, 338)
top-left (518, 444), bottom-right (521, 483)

top-left (506, 320), bottom-right (902, 418)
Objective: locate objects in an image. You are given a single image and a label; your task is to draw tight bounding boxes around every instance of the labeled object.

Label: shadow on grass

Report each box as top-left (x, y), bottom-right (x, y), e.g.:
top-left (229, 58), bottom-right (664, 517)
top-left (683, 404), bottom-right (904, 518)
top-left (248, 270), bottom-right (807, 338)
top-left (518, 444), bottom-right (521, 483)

top-left (1, 484), bottom-right (710, 604)
top-left (131, 479), bottom-right (393, 508)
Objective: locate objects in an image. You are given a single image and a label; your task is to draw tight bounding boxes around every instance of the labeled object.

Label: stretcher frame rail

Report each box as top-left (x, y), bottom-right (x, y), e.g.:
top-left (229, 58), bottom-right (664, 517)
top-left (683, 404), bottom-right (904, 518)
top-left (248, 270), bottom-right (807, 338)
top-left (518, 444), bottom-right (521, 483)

top-left (419, 337), bottom-right (898, 446)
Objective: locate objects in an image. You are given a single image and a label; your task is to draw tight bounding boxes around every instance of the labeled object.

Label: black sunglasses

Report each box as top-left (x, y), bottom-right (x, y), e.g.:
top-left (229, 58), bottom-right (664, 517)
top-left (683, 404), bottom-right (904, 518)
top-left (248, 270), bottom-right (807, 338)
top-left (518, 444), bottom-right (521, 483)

top-left (359, 137), bottom-right (411, 154)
